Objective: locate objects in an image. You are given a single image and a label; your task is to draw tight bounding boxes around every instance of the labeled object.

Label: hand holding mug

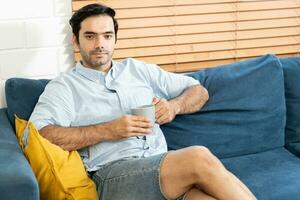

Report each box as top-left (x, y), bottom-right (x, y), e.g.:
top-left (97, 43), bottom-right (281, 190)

top-left (152, 97), bottom-right (178, 125)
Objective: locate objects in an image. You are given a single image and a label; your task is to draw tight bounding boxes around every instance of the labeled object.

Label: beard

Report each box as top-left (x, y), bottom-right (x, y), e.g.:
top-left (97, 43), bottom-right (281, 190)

top-left (80, 47), bottom-right (113, 71)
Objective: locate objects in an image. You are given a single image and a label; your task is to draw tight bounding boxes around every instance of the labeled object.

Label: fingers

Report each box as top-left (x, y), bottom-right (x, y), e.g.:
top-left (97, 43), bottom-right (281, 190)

top-left (130, 120), bottom-right (153, 129)
top-left (127, 126), bottom-right (152, 135)
top-left (153, 99), bottom-right (176, 125)
top-left (130, 116), bottom-right (153, 134)
top-left (130, 115), bottom-right (152, 124)
top-left (153, 96), bottom-right (169, 123)
top-left (156, 106), bottom-right (167, 121)
top-left (155, 98), bottom-right (166, 115)
top-left (122, 115), bottom-right (153, 136)
top-left (156, 111), bottom-right (174, 125)
top-left (156, 116), bottom-right (167, 125)
top-left (152, 97), bottom-right (160, 105)
top-left (154, 99), bottom-right (169, 123)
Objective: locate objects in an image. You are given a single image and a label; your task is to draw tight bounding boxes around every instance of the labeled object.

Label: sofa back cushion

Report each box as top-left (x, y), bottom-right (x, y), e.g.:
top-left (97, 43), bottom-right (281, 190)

top-left (5, 78), bottom-right (50, 126)
top-left (281, 57), bottom-right (300, 156)
top-left (161, 54), bottom-right (286, 158)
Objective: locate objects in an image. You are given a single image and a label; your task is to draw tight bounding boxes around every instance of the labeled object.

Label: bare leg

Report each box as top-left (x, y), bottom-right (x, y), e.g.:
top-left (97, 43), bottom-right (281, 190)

top-left (227, 171), bottom-right (257, 199)
top-left (160, 146), bottom-right (257, 200)
top-left (184, 188), bottom-right (217, 200)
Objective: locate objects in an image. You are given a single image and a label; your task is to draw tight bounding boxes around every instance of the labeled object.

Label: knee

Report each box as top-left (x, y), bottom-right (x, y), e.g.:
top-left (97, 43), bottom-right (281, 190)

top-left (185, 146), bottom-right (218, 165)
top-left (185, 146), bottom-right (224, 179)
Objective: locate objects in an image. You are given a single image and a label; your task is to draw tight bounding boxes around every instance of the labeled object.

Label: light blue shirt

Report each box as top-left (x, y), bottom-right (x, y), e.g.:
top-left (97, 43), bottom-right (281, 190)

top-left (29, 58), bottom-right (200, 171)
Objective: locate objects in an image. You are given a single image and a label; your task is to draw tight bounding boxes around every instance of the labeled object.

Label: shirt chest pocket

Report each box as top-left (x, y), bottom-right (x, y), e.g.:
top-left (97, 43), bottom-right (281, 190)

top-left (122, 84), bottom-right (154, 110)
top-left (110, 74), bottom-right (155, 112)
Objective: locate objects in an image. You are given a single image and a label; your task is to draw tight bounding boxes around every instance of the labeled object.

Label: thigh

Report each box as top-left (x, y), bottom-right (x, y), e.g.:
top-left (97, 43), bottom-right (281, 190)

top-left (160, 146), bottom-right (210, 199)
top-left (184, 188), bottom-right (217, 200)
top-left (91, 154), bottom-right (168, 200)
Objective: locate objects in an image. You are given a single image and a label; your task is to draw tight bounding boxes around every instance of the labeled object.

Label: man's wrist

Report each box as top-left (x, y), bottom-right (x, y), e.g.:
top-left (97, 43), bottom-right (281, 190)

top-left (170, 100), bottom-right (181, 116)
top-left (94, 122), bottom-right (113, 141)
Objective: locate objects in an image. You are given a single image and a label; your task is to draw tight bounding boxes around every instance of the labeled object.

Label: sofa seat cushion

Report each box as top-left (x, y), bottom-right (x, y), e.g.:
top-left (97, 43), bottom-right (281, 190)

top-left (0, 109), bottom-right (39, 200)
top-left (221, 148), bottom-right (300, 200)
top-left (5, 78), bottom-right (50, 126)
top-left (0, 144), bottom-right (39, 199)
top-left (280, 57), bottom-right (300, 156)
top-left (161, 54), bottom-right (286, 158)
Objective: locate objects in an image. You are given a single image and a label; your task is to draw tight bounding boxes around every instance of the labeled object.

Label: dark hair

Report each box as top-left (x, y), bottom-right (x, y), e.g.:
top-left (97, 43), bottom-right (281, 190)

top-left (69, 3), bottom-right (118, 43)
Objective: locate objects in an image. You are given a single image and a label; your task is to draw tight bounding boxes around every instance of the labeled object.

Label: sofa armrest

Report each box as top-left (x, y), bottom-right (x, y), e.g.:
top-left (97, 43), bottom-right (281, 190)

top-left (0, 108), bottom-right (39, 200)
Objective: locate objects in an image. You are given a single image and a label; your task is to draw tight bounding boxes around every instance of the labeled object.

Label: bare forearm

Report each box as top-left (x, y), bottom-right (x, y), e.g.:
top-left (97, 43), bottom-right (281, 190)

top-left (170, 84), bottom-right (209, 115)
top-left (39, 123), bottom-right (110, 151)
top-left (39, 115), bottom-right (152, 151)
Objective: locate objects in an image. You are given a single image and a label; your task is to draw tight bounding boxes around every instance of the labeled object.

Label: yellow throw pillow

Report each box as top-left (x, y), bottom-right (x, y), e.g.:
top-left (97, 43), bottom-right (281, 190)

top-left (15, 116), bottom-right (98, 200)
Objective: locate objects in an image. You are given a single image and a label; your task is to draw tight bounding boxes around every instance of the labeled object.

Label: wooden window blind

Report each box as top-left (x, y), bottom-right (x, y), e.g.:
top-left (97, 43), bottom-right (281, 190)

top-left (72, 0), bottom-right (300, 72)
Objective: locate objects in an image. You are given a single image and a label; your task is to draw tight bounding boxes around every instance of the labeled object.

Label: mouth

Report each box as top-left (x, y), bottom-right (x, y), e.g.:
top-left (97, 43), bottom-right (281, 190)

top-left (92, 52), bottom-right (108, 58)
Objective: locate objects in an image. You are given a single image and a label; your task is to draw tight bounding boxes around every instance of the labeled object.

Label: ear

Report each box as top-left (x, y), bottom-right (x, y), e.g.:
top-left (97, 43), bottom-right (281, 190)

top-left (72, 34), bottom-right (80, 51)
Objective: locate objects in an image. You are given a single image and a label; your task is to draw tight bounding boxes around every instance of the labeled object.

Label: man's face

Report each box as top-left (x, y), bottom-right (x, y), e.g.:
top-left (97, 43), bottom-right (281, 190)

top-left (73, 15), bottom-right (116, 72)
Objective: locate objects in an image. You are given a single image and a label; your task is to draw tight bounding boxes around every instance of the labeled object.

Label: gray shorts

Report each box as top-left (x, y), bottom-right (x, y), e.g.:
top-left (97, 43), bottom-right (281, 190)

top-left (90, 153), bottom-right (170, 200)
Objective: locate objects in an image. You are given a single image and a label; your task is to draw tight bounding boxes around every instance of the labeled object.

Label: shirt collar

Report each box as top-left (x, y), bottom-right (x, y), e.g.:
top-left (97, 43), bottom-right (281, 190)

top-left (75, 61), bottom-right (116, 82)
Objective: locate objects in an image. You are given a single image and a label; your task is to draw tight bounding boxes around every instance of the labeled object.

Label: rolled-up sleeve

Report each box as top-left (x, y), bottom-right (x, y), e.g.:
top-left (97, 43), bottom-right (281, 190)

top-left (29, 77), bottom-right (75, 130)
top-left (145, 64), bottom-right (200, 100)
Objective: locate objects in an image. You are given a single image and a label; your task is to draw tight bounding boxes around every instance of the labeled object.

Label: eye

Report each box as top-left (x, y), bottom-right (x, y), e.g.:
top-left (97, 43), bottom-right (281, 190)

top-left (104, 34), bottom-right (113, 40)
top-left (85, 35), bottom-right (94, 40)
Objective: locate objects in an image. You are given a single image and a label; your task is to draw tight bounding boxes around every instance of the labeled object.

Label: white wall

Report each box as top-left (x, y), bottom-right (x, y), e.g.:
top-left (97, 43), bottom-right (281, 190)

top-left (0, 0), bottom-right (74, 108)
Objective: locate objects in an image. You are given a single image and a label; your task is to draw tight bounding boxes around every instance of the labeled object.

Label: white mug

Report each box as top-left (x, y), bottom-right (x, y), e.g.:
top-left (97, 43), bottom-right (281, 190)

top-left (131, 104), bottom-right (155, 124)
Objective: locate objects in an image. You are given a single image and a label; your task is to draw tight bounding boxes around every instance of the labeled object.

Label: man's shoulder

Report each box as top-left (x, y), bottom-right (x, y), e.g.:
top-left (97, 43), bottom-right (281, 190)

top-left (117, 58), bottom-right (151, 67)
top-left (116, 58), bottom-right (159, 73)
top-left (46, 69), bottom-right (77, 89)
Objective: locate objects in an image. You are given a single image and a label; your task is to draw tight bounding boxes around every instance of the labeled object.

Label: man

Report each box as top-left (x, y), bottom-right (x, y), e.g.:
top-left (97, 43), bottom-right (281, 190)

top-left (30, 3), bottom-right (257, 200)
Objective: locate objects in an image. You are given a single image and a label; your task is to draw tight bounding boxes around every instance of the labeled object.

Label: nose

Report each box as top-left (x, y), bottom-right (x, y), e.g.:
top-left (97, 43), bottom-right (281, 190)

top-left (94, 35), bottom-right (104, 49)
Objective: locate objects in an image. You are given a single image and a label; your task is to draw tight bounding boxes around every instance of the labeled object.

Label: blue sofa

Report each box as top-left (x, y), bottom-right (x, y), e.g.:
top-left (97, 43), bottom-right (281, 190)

top-left (1, 54), bottom-right (300, 199)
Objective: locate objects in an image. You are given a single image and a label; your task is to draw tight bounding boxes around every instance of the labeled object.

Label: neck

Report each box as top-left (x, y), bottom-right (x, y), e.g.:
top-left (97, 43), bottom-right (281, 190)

top-left (81, 60), bottom-right (112, 73)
